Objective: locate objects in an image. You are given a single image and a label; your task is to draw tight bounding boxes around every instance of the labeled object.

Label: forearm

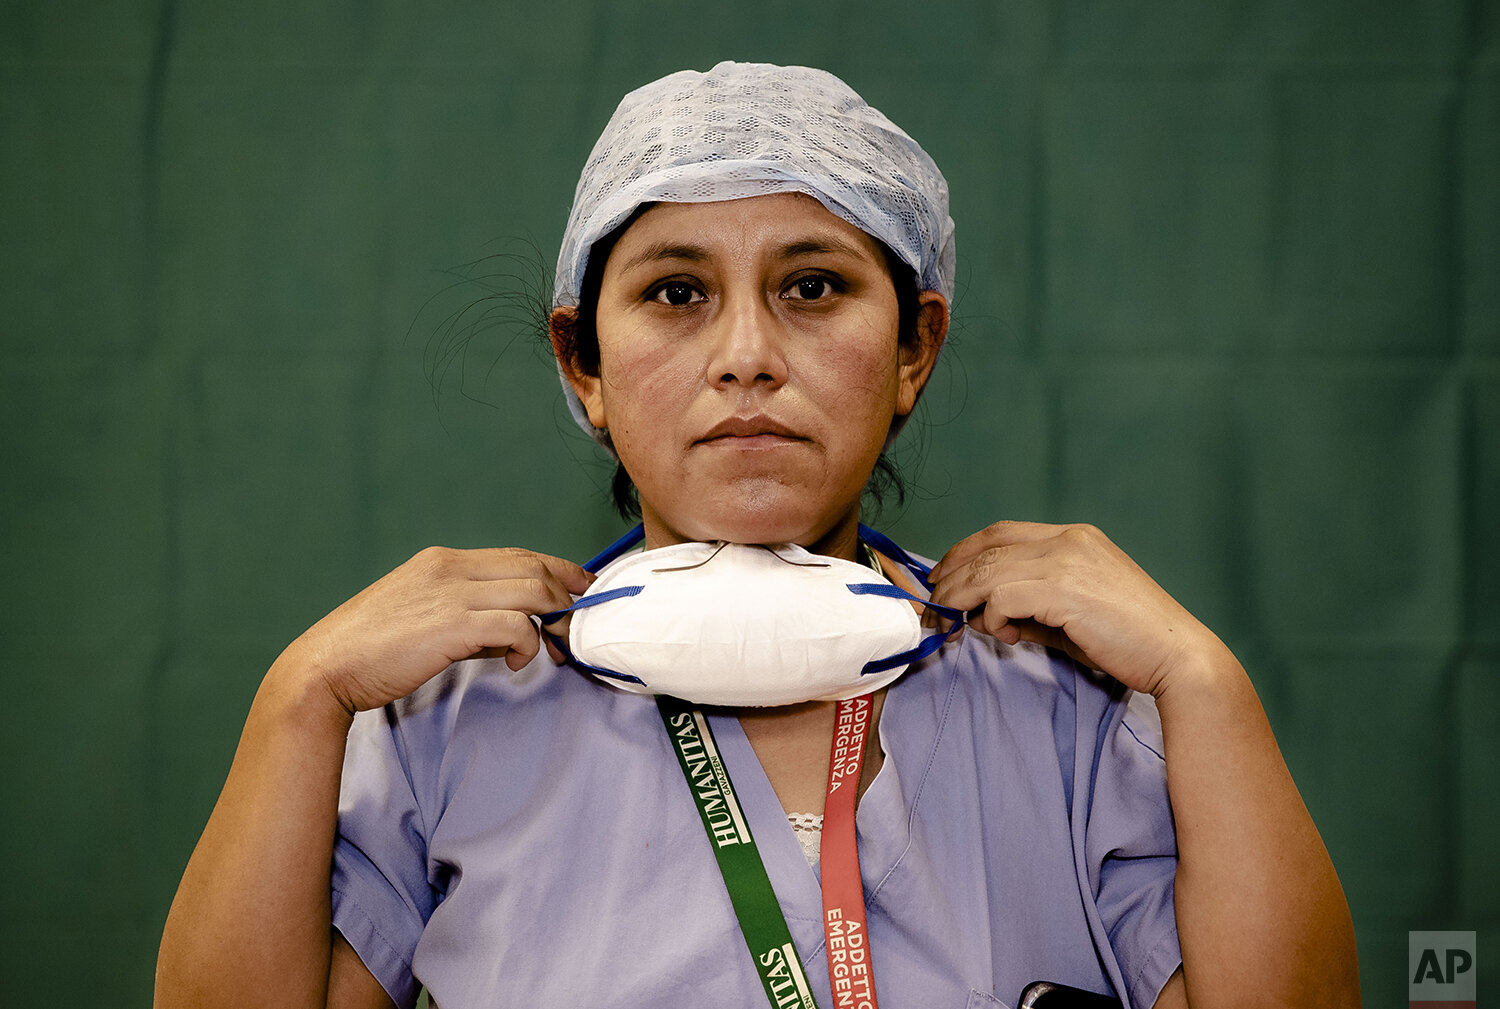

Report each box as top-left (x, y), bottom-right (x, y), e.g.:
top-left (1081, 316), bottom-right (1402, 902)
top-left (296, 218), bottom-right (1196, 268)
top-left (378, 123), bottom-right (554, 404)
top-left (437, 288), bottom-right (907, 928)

top-left (1155, 643), bottom-right (1359, 1008)
top-left (154, 652), bottom-right (355, 1009)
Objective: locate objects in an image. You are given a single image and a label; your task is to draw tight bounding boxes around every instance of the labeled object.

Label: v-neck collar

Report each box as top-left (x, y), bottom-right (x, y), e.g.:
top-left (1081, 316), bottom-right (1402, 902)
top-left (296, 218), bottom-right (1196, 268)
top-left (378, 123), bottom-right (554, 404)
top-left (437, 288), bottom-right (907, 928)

top-left (692, 535), bottom-right (948, 959)
top-left (704, 671), bottom-right (926, 959)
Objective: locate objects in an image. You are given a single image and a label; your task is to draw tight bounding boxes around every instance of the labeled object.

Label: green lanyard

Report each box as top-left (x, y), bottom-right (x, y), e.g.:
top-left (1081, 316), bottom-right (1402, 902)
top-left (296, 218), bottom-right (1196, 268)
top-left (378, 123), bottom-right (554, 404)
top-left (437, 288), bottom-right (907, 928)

top-left (656, 694), bottom-right (821, 1009)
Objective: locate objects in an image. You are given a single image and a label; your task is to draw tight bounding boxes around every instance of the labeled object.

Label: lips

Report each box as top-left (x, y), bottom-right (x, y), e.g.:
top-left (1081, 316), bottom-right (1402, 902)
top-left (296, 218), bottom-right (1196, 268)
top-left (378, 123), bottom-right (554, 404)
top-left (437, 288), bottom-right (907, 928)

top-left (696, 416), bottom-right (805, 443)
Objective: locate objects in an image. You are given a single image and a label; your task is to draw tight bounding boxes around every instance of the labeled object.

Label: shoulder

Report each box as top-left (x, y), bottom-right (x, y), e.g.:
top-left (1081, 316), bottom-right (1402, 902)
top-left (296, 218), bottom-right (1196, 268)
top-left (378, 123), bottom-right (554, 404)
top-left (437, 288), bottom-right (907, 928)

top-left (344, 655), bottom-right (622, 799)
top-left (896, 632), bottom-right (1165, 786)
top-left (933, 631), bottom-right (1140, 729)
top-left (377, 651), bottom-right (600, 730)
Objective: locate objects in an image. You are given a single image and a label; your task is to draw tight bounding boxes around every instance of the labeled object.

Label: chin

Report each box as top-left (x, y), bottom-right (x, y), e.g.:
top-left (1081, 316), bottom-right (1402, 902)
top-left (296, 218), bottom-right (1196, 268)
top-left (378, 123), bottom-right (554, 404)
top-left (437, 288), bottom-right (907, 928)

top-left (706, 515), bottom-right (815, 547)
top-left (657, 487), bottom-right (857, 552)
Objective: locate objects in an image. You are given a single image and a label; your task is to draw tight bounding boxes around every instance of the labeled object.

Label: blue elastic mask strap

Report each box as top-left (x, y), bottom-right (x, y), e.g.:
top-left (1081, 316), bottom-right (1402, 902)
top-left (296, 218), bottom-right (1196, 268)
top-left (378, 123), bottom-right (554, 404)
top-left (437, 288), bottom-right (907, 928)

top-left (857, 523), bottom-right (937, 589)
top-left (846, 581), bottom-right (964, 618)
top-left (538, 527), bottom-right (648, 686)
top-left (845, 581), bottom-right (967, 676)
top-left (537, 584), bottom-right (644, 624)
top-left (584, 523), bottom-right (646, 573)
top-left (538, 609), bottom-right (647, 686)
top-left (861, 625), bottom-right (961, 676)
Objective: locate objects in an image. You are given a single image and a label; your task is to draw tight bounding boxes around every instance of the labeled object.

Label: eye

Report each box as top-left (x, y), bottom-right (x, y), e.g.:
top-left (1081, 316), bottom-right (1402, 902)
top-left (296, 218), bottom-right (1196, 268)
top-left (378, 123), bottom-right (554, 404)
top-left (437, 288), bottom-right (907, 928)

top-left (648, 281), bottom-right (704, 307)
top-left (781, 275), bottom-right (839, 301)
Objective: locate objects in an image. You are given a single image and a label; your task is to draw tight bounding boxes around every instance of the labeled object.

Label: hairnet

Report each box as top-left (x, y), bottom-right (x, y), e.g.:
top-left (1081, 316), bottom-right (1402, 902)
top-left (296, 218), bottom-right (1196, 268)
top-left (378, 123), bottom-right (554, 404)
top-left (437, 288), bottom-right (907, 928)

top-left (553, 60), bottom-right (956, 443)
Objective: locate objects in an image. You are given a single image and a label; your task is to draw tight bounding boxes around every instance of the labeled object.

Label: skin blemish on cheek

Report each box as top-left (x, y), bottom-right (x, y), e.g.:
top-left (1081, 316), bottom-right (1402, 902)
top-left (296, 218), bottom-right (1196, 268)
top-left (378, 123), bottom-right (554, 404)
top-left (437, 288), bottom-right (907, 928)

top-left (597, 316), bottom-right (697, 385)
top-left (603, 352), bottom-right (701, 401)
top-left (804, 337), bottom-right (902, 409)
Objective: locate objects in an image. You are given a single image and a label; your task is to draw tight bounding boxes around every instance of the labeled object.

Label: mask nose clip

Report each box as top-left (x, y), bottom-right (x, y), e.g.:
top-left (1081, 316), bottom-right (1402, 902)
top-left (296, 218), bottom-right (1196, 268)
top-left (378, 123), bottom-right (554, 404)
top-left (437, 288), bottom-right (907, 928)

top-left (650, 541), bottom-right (831, 574)
top-left (650, 541), bottom-right (731, 574)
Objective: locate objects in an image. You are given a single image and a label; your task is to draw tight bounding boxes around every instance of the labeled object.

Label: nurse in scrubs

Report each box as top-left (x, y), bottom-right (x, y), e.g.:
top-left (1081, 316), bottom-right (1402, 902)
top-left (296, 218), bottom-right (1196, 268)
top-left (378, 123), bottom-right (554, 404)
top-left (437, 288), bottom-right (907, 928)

top-left (154, 62), bottom-right (1360, 1009)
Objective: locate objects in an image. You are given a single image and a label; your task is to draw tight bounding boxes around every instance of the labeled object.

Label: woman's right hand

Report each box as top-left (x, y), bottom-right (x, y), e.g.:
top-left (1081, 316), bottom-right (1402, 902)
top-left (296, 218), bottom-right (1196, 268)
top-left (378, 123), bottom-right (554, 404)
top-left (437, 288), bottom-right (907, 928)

top-left (156, 544), bottom-right (591, 1009)
top-left (276, 546), bottom-right (594, 716)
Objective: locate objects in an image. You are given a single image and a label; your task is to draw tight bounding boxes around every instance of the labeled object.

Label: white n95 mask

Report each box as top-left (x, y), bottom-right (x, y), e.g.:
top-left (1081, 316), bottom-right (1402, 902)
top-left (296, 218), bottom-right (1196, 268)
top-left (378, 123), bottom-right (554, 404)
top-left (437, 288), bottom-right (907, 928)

top-left (541, 524), bottom-right (964, 707)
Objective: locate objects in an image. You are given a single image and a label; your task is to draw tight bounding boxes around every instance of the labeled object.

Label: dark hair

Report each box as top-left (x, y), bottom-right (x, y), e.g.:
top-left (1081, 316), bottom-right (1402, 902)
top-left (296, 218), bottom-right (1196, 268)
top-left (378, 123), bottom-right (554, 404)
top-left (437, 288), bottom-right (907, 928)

top-left (551, 209), bottom-right (927, 520)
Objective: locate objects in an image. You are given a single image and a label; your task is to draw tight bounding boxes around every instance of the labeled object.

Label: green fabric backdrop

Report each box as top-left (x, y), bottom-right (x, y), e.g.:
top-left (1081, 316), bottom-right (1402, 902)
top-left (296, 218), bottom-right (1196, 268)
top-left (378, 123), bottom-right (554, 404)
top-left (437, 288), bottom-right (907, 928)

top-left (2, 1), bottom-right (1495, 1004)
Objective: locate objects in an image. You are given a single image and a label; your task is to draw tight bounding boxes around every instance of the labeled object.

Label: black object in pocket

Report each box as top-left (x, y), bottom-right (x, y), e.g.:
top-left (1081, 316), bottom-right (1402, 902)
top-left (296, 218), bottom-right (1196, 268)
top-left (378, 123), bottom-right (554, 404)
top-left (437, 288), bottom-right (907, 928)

top-left (1018, 980), bottom-right (1124, 1009)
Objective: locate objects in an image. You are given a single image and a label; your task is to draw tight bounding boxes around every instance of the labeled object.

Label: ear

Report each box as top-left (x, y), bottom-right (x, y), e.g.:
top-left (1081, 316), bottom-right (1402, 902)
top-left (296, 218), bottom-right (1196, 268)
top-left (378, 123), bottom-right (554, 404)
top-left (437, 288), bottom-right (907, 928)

top-left (894, 291), bottom-right (949, 417)
top-left (549, 306), bottom-right (608, 429)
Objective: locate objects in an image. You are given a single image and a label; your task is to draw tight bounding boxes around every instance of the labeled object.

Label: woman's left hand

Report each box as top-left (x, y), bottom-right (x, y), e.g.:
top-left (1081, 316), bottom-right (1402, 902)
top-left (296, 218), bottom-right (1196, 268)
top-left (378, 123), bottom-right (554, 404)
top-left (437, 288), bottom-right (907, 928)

top-left (927, 520), bottom-right (1229, 698)
top-left (930, 521), bottom-right (1361, 1007)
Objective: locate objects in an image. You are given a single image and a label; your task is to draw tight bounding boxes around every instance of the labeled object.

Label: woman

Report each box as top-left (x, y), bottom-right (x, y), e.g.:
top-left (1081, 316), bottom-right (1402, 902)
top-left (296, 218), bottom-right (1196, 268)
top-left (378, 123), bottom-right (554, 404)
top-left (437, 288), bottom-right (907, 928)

top-left (155, 62), bottom-right (1359, 1009)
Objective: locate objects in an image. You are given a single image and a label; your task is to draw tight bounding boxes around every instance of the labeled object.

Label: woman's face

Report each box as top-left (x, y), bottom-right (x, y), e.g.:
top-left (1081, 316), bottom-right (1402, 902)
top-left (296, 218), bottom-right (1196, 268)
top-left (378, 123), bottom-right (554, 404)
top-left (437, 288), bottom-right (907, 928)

top-left (559, 192), bottom-right (945, 557)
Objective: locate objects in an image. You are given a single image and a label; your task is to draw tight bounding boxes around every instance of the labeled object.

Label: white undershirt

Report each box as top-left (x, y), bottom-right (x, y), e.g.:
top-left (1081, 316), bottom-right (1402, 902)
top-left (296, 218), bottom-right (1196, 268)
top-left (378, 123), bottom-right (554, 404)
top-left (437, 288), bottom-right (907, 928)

top-left (783, 542), bottom-right (881, 867)
top-left (787, 812), bottom-right (824, 865)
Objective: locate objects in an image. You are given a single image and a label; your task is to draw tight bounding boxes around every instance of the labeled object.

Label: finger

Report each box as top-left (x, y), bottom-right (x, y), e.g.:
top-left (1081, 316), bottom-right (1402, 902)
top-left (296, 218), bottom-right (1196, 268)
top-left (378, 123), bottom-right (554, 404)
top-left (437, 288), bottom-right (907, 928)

top-left (475, 626), bottom-right (568, 666)
top-left (460, 572), bottom-right (580, 622)
top-left (496, 551), bottom-right (594, 597)
top-left (964, 578), bottom-right (1093, 656)
top-left (506, 644), bottom-right (538, 672)
top-left (983, 616), bottom-right (1090, 667)
top-left (926, 596), bottom-right (982, 635)
top-left (453, 568), bottom-right (580, 663)
top-left (941, 575), bottom-right (1043, 639)
top-left (928, 543), bottom-right (1059, 613)
top-left (462, 608), bottom-right (542, 668)
top-left (449, 548), bottom-right (595, 597)
top-left (538, 611), bottom-right (573, 641)
top-left (929, 520), bottom-right (1068, 580)
top-left (976, 609), bottom-right (1018, 645)
top-left (532, 553), bottom-right (596, 596)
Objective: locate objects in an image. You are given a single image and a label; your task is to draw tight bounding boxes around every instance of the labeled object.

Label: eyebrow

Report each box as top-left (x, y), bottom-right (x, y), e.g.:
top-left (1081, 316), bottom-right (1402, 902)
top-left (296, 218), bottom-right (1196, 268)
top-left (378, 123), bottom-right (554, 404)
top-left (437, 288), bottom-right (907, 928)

top-left (775, 236), bottom-right (872, 261)
top-left (614, 234), bottom-right (876, 275)
top-left (614, 242), bottom-right (711, 275)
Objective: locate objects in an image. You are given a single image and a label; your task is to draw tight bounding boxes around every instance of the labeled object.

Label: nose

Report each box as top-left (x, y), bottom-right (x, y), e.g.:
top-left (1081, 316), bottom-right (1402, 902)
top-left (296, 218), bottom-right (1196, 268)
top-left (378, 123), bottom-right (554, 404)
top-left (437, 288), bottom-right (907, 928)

top-left (705, 294), bottom-right (789, 391)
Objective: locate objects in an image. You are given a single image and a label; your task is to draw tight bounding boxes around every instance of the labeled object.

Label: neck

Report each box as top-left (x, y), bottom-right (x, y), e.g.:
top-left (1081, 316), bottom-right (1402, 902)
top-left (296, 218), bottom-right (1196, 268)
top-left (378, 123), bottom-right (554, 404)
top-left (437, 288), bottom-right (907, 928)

top-left (737, 691), bottom-right (887, 815)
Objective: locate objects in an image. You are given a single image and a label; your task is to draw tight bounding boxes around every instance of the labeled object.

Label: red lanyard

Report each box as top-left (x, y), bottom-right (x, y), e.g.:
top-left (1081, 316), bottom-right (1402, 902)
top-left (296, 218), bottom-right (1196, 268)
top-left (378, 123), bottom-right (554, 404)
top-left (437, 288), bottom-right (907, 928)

top-left (820, 694), bottom-right (879, 1009)
top-left (659, 693), bottom-right (882, 1009)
